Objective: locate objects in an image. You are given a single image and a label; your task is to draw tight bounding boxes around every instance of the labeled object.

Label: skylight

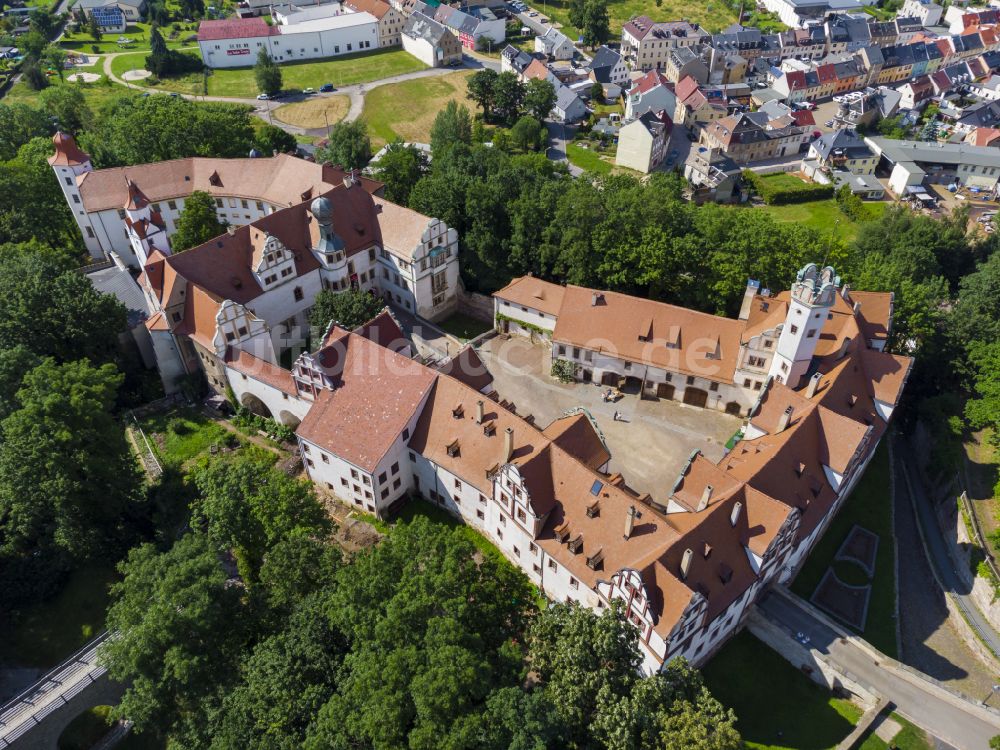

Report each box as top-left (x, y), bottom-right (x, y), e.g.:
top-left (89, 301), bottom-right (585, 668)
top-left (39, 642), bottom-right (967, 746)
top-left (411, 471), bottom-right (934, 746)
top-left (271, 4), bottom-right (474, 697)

top-left (590, 480), bottom-right (603, 496)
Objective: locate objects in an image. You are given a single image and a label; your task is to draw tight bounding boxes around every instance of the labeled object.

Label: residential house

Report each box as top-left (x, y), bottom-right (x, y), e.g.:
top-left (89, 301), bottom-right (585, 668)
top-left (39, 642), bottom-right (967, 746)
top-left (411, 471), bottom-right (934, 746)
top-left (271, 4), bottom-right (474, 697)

top-left (346, 0), bottom-right (406, 47)
top-left (700, 111), bottom-right (810, 164)
top-left (966, 126), bottom-right (1000, 146)
top-left (898, 74), bottom-right (934, 108)
top-left (900, 0), bottom-right (943, 27)
top-left (402, 11), bottom-right (462, 66)
top-left (664, 46), bottom-right (710, 84)
top-left (73, 0), bottom-right (145, 31)
top-left (969, 72), bottom-right (1000, 98)
top-left (616, 110), bottom-right (673, 173)
top-left (866, 134), bottom-right (1000, 194)
top-left (625, 70), bottom-right (678, 121)
top-left (589, 45), bottom-right (629, 99)
top-left (674, 75), bottom-right (727, 128)
top-left (760, 0), bottom-right (865, 29)
top-left (621, 17), bottom-right (709, 72)
top-left (806, 128), bottom-right (877, 173)
top-left (535, 26), bottom-right (574, 59)
top-left (553, 85), bottom-right (589, 122)
top-left (683, 146), bottom-right (743, 203)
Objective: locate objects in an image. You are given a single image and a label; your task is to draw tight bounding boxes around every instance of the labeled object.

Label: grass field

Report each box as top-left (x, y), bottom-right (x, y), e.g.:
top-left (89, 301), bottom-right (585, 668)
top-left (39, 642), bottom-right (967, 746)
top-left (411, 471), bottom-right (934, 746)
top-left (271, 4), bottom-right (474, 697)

top-left (703, 630), bottom-right (861, 750)
top-left (273, 95), bottom-right (350, 129)
top-left (109, 50), bottom-right (206, 96)
top-left (210, 48), bottom-right (426, 98)
top-left (61, 22), bottom-right (194, 54)
top-left (0, 565), bottom-right (116, 669)
top-left (791, 444), bottom-right (898, 657)
top-left (538, 0), bottom-right (737, 39)
top-left (566, 141), bottom-right (613, 174)
top-left (743, 199), bottom-right (885, 242)
top-left (361, 69), bottom-right (472, 148)
top-left (138, 407), bottom-right (233, 470)
top-left (436, 312), bottom-right (492, 341)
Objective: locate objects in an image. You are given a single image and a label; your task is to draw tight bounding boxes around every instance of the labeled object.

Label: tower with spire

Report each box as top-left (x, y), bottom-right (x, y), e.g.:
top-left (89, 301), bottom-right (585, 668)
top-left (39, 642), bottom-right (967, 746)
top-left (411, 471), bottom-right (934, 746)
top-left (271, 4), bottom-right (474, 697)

top-left (767, 263), bottom-right (839, 389)
top-left (123, 178), bottom-right (170, 267)
top-left (48, 132), bottom-right (102, 259)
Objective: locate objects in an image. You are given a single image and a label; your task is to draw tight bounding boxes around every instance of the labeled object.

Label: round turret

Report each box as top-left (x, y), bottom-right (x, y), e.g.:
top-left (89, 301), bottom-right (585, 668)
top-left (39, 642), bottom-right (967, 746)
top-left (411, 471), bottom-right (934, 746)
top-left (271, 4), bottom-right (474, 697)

top-left (310, 196), bottom-right (332, 224)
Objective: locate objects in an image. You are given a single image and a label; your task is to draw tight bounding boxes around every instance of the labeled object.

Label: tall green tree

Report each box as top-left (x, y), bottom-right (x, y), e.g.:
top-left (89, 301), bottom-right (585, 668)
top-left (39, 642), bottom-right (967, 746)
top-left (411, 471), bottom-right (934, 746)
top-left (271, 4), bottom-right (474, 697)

top-left (308, 287), bottom-right (385, 334)
top-left (581, 0), bottom-right (610, 47)
top-left (88, 12), bottom-right (103, 41)
top-left (190, 452), bottom-right (330, 582)
top-left (965, 341), bottom-right (1000, 449)
top-left (146, 25), bottom-right (169, 76)
top-left (429, 100), bottom-right (472, 157)
top-left (0, 242), bottom-right (125, 359)
top-left (510, 115), bottom-right (544, 152)
top-left (0, 103), bottom-right (52, 161)
top-left (373, 141), bottom-right (429, 205)
top-left (102, 533), bottom-right (252, 745)
top-left (466, 69), bottom-right (499, 118)
top-left (254, 48), bottom-right (282, 96)
top-left (39, 85), bottom-right (94, 133)
top-left (0, 141), bottom-right (83, 248)
top-left (524, 78), bottom-right (556, 122)
top-left (43, 44), bottom-right (66, 81)
top-left (0, 358), bottom-right (141, 558)
top-left (315, 120), bottom-right (371, 170)
top-left (493, 71), bottom-right (526, 126)
top-left (254, 123), bottom-right (297, 155)
top-left (170, 190), bottom-right (226, 251)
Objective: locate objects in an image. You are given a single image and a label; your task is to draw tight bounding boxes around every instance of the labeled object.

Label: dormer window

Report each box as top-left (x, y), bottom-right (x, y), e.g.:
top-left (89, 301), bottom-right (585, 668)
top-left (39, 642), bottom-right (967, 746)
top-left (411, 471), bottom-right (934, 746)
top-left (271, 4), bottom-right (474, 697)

top-left (452, 404), bottom-right (464, 419)
top-left (446, 439), bottom-right (460, 458)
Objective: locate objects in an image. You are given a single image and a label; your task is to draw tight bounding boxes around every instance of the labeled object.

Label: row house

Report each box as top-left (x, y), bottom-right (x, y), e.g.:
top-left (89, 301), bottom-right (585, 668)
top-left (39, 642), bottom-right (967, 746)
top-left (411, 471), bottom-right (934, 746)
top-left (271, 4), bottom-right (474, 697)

top-left (625, 69), bottom-right (678, 120)
top-left (673, 75), bottom-right (728, 128)
top-left (779, 26), bottom-right (828, 61)
top-left (621, 16), bottom-right (710, 72)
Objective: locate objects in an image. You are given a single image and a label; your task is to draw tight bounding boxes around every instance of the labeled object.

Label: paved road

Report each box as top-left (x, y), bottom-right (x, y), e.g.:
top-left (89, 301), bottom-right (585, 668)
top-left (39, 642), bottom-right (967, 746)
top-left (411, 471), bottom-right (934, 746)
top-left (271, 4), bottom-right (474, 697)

top-left (899, 448), bottom-right (1000, 660)
top-left (759, 592), bottom-right (1000, 750)
top-left (546, 121), bottom-right (581, 176)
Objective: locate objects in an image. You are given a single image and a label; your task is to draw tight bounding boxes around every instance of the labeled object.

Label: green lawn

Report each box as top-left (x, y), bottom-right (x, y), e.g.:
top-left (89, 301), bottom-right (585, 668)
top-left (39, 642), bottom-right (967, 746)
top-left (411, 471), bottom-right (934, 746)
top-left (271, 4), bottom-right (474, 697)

top-left (61, 22), bottom-right (195, 54)
top-left (137, 407), bottom-right (233, 469)
top-left (0, 565), bottom-right (117, 669)
top-left (208, 48), bottom-right (426, 98)
top-left (436, 312), bottom-right (492, 342)
top-left (750, 199), bottom-right (885, 243)
top-left (566, 142), bottom-right (613, 174)
top-left (856, 714), bottom-right (934, 750)
top-left (703, 630), bottom-right (861, 750)
top-left (361, 69), bottom-right (472, 148)
top-left (537, 0), bottom-right (737, 39)
top-left (791, 444), bottom-right (897, 657)
top-left (109, 49), bottom-right (206, 96)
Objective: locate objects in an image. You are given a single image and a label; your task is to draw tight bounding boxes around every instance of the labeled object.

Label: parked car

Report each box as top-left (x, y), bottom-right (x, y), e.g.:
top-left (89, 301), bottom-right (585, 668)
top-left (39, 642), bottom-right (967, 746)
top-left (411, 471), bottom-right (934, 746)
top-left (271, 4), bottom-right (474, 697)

top-left (824, 119), bottom-right (834, 127)
top-left (320, 83), bottom-right (335, 92)
top-left (303, 87), bottom-right (315, 95)
top-left (256, 93), bottom-right (269, 100)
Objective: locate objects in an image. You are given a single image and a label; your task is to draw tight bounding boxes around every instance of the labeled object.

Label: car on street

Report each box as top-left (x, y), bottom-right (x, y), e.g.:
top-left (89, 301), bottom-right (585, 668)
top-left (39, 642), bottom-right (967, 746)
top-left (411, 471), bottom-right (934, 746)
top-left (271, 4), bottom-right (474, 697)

top-left (320, 83), bottom-right (335, 92)
top-left (528, 10), bottom-right (537, 15)
top-left (256, 93), bottom-right (269, 100)
top-left (303, 87), bottom-right (315, 95)
top-left (824, 119), bottom-right (834, 127)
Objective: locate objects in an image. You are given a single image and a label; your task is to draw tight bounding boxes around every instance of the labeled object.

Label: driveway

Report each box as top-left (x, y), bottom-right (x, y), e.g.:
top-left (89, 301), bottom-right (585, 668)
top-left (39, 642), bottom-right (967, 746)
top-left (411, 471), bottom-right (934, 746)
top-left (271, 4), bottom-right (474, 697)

top-left (478, 336), bottom-right (740, 500)
top-left (546, 121), bottom-right (582, 176)
top-left (759, 590), bottom-right (1000, 750)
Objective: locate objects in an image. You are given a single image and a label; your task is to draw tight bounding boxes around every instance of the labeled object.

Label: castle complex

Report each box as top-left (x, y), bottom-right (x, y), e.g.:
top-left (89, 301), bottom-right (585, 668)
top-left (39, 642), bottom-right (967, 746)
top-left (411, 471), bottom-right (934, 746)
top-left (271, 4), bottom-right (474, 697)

top-left (52, 135), bottom-right (910, 673)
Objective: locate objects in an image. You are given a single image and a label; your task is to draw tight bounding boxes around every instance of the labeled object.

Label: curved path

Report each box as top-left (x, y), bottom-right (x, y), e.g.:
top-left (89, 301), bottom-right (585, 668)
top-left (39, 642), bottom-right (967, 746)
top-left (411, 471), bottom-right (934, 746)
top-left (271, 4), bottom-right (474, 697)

top-left (101, 49), bottom-right (500, 137)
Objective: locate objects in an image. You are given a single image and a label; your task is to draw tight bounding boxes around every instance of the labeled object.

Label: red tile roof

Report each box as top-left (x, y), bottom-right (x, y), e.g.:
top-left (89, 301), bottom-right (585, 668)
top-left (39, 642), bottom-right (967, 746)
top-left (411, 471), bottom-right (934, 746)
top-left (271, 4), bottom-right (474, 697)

top-left (197, 17), bottom-right (278, 41)
top-left (48, 132), bottom-right (90, 167)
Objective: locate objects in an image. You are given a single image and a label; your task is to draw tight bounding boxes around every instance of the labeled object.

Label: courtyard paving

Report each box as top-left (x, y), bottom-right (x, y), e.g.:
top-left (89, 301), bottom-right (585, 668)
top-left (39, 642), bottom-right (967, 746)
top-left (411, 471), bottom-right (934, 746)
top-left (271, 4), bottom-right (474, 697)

top-left (478, 336), bottom-right (740, 502)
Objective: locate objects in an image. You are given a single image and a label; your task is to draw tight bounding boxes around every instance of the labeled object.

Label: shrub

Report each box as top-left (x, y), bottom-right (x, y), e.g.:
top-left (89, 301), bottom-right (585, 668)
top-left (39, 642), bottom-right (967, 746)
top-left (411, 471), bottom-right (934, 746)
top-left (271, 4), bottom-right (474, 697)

top-left (167, 417), bottom-right (190, 435)
top-left (742, 170), bottom-right (834, 205)
top-left (551, 358), bottom-right (575, 383)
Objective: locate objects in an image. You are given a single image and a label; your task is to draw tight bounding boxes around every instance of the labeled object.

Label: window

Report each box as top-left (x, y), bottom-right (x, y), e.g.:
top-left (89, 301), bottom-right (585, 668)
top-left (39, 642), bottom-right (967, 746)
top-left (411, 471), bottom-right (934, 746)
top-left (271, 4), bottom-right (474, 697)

top-left (454, 478), bottom-right (462, 490)
top-left (754, 380), bottom-right (763, 390)
top-left (409, 451), bottom-right (416, 462)
top-left (529, 542), bottom-right (537, 553)
top-left (806, 328), bottom-right (816, 338)
top-left (306, 458), bottom-right (314, 467)
top-left (686, 375), bottom-right (695, 385)
top-left (513, 546), bottom-right (520, 557)
top-left (363, 475), bottom-right (371, 486)
top-left (569, 577), bottom-right (579, 589)
top-left (391, 462), bottom-right (399, 474)
top-left (351, 469), bottom-right (359, 480)
top-left (743, 378), bottom-right (752, 388)
top-left (393, 478), bottom-right (401, 489)
top-left (517, 508), bottom-right (526, 523)
top-left (340, 477), bottom-right (348, 487)
top-left (402, 428), bottom-right (409, 440)
top-left (381, 488), bottom-right (389, 499)
top-left (533, 564), bottom-right (542, 574)
top-left (85, 226), bottom-right (95, 238)
top-left (790, 325), bottom-right (799, 335)
top-left (548, 559), bottom-right (557, 571)
top-left (321, 453), bottom-right (329, 463)
top-left (496, 529), bottom-right (503, 540)
top-left (764, 340), bottom-right (773, 349)
top-left (477, 509), bottom-right (485, 520)
top-left (379, 471), bottom-right (387, 484)
top-left (293, 287), bottom-right (304, 302)
top-left (710, 382), bottom-right (719, 392)
top-left (171, 312), bottom-right (181, 323)
top-left (499, 515), bottom-right (506, 526)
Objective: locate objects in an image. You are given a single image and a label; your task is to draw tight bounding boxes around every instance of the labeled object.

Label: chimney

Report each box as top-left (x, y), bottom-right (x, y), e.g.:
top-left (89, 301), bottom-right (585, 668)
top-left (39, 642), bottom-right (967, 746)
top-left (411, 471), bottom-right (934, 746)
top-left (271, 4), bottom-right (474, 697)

top-left (777, 405), bottom-right (793, 432)
top-left (227, 225), bottom-right (237, 236)
top-left (738, 278), bottom-right (761, 320)
top-left (503, 427), bottom-right (514, 463)
top-left (841, 283), bottom-right (851, 300)
top-left (680, 548), bottom-right (693, 580)
top-left (476, 399), bottom-right (485, 425)
top-left (853, 301), bottom-right (861, 314)
top-left (624, 505), bottom-right (637, 539)
top-left (730, 501), bottom-right (742, 527)
top-left (806, 371), bottom-right (822, 399)
top-left (591, 291), bottom-right (599, 306)
top-left (698, 484), bottom-right (713, 511)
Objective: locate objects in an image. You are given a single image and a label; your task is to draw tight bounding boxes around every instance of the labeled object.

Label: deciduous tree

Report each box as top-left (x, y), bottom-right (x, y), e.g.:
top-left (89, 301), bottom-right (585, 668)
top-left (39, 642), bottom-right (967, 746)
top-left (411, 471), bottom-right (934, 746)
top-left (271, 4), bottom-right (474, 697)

top-left (524, 78), bottom-right (556, 121)
top-left (170, 190), bottom-right (226, 251)
top-left (254, 48), bottom-right (282, 96)
top-left (373, 140), bottom-right (429, 204)
top-left (308, 287), bottom-right (385, 334)
top-left (315, 119), bottom-right (371, 170)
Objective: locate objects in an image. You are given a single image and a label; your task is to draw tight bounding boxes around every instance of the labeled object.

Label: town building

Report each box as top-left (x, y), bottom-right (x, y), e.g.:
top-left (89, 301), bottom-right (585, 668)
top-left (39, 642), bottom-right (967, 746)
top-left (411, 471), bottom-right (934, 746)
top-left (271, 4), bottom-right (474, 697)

top-left (700, 111), bottom-right (810, 164)
top-left (535, 26), bottom-right (575, 60)
top-left (760, 0), bottom-right (865, 30)
top-left (625, 69), bottom-right (678, 121)
top-left (615, 110), bottom-right (673, 173)
top-left (197, 14), bottom-right (380, 69)
top-left (805, 128), bottom-right (877, 174)
top-left (402, 11), bottom-right (462, 66)
top-left (73, 0), bottom-right (145, 32)
top-left (620, 17), bottom-right (709, 72)
top-left (345, 0), bottom-right (406, 47)
top-left (683, 146), bottom-right (743, 203)
top-left (588, 45), bottom-right (629, 99)
top-left (900, 0), bottom-right (943, 28)
top-left (866, 135), bottom-right (1000, 195)
top-left (663, 45), bottom-right (710, 84)
top-left (413, 0), bottom-right (505, 50)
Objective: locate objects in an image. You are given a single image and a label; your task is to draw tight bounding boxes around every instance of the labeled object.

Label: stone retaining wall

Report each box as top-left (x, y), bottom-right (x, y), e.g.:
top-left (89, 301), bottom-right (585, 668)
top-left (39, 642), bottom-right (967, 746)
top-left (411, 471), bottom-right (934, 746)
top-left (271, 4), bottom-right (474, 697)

top-left (456, 283), bottom-right (494, 323)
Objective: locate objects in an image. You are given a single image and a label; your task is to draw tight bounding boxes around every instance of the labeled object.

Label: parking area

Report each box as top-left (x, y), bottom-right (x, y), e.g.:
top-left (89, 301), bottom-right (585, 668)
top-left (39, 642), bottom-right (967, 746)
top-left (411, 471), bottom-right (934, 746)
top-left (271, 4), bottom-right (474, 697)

top-left (478, 336), bottom-right (741, 501)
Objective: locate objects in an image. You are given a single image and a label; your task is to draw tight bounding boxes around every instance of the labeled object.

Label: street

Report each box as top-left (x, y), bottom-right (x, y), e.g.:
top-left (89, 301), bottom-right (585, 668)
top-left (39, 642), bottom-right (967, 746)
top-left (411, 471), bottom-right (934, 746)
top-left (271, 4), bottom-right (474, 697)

top-left (759, 590), bottom-right (1000, 749)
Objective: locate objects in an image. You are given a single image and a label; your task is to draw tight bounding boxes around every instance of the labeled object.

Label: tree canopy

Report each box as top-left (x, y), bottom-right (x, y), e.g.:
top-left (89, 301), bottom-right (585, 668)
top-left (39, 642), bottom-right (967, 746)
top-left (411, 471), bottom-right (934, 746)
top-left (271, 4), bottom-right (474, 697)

top-left (308, 288), bottom-right (386, 335)
top-left (316, 120), bottom-right (372, 170)
top-left (171, 190), bottom-right (227, 252)
top-left (254, 49), bottom-right (282, 96)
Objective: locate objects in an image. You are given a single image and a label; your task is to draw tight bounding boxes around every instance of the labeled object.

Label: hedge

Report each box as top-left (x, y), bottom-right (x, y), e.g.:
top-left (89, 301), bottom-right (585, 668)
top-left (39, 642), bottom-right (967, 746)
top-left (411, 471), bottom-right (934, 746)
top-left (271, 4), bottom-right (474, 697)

top-left (743, 170), bottom-right (835, 205)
